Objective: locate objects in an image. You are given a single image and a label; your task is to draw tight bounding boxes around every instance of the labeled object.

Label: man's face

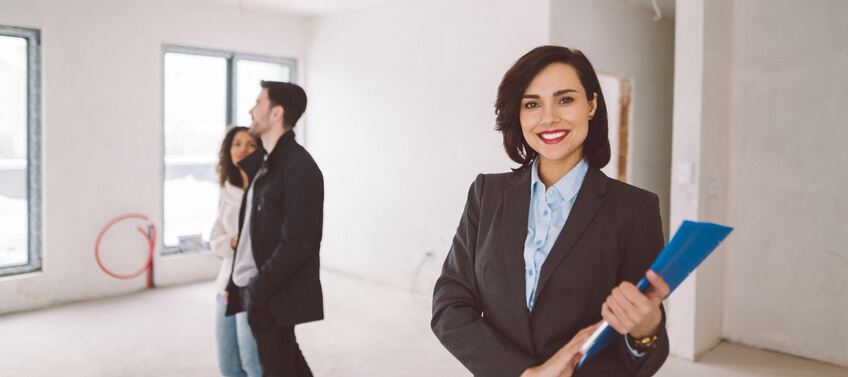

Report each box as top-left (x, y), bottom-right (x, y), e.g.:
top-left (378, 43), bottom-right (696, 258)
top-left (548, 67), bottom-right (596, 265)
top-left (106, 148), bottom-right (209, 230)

top-left (248, 88), bottom-right (275, 137)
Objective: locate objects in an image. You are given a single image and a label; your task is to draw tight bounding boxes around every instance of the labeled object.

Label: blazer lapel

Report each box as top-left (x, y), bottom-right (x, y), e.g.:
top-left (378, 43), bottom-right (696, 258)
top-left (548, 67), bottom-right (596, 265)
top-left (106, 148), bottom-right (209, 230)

top-left (502, 168), bottom-right (535, 350)
top-left (534, 168), bottom-right (607, 301)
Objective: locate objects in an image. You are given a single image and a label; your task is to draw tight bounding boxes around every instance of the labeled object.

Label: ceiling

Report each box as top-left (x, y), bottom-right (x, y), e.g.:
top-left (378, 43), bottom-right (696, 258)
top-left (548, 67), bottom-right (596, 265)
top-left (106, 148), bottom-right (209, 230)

top-left (616, 0), bottom-right (676, 21)
top-left (229, 0), bottom-right (414, 16)
top-left (220, 0), bottom-right (675, 20)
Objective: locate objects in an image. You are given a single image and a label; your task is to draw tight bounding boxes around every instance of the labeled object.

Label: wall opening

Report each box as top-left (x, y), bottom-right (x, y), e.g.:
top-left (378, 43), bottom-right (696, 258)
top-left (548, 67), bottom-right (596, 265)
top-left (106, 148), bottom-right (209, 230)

top-left (598, 74), bottom-right (631, 182)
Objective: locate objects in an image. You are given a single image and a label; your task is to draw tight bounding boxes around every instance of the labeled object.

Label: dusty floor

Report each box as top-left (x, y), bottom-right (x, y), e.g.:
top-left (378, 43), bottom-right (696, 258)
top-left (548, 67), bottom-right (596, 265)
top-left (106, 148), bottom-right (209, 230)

top-left (0, 270), bottom-right (845, 376)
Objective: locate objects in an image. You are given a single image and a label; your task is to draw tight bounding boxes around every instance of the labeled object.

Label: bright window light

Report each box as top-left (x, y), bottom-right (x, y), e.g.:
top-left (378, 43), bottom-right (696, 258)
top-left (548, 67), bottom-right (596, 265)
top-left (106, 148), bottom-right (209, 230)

top-left (0, 26), bottom-right (41, 275)
top-left (161, 47), bottom-right (294, 254)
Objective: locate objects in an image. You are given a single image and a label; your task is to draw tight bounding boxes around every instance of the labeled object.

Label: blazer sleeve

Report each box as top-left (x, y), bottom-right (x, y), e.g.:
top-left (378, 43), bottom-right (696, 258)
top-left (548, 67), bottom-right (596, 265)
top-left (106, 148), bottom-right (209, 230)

top-left (431, 174), bottom-right (537, 377)
top-left (615, 192), bottom-right (670, 376)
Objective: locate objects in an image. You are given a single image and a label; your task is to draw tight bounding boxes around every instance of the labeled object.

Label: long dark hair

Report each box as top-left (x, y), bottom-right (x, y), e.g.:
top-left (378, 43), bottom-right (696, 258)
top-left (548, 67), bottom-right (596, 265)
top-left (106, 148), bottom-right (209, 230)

top-left (216, 126), bottom-right (258, 187)
top-left (495, 45), bottom-right (610, 170)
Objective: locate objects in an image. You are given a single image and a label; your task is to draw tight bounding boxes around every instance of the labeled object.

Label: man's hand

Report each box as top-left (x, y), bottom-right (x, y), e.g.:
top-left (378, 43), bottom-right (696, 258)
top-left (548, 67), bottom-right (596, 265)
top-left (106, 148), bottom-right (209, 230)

top-left (601, 270), bottom-right (669, 339)
top-left (230, 236), bottom-right (238, 249)
top-left (520, 322), bottom-right (599, 377)
top-left (243, 279), bottom-right (269, 317)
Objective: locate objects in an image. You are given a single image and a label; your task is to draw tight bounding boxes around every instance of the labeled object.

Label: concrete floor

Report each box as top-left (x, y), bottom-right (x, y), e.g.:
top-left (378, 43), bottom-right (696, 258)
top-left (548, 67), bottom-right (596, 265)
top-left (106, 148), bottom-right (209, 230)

top-left (1, 270), bottom-right (845, 377)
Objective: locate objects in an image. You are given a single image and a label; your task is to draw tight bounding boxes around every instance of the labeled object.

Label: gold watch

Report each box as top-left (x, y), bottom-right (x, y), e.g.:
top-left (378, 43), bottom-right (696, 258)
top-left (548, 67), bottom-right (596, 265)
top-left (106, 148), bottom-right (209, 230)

top-left (629, 334), bottom-right (658, 351)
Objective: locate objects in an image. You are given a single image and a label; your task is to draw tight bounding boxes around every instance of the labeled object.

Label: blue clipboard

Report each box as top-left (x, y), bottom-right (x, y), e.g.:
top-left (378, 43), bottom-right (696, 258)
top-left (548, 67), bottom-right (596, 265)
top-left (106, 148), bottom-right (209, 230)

top-left (576, 220), bottom-right (733, 369)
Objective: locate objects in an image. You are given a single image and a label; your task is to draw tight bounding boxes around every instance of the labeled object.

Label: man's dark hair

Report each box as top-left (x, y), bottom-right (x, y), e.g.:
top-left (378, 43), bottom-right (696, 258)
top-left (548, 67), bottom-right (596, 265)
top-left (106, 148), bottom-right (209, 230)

top-left (261, 80), bottom-right (307, 129)
top-left (495, 45), bottom-right (610, 170)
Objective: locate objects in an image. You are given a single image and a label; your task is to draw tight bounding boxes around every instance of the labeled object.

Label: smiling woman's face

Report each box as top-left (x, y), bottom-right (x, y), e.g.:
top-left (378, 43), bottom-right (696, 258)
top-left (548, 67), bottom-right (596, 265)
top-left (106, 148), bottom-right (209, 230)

top-left (519, 62), bottom-right (597, 171)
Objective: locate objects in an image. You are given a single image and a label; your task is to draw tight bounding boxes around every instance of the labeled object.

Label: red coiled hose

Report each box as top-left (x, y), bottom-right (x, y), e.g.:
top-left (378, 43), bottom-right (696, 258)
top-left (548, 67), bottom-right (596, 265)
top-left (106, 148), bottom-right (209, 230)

top-left (95, 213), bottom-right (157, 289)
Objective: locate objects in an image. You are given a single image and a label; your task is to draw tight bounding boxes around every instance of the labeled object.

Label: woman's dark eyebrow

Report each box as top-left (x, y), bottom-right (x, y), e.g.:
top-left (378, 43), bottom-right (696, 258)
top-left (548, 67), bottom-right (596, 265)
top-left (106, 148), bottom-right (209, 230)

top-left (522, 89), bottom-right (578, 99)
top-left (554, 89), bottom-right (578, 96)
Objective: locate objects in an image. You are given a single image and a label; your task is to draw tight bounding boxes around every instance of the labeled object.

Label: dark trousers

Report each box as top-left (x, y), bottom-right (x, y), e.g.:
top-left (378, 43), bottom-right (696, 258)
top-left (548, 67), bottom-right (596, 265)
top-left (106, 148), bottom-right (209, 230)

top-left (241, 288), bottom-right (313, 377)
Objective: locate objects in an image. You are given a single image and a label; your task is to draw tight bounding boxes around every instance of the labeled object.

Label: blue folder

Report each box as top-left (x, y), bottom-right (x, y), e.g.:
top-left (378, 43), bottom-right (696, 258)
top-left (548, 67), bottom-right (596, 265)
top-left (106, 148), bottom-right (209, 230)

top-left (576, 220), bottom-right (733, 368)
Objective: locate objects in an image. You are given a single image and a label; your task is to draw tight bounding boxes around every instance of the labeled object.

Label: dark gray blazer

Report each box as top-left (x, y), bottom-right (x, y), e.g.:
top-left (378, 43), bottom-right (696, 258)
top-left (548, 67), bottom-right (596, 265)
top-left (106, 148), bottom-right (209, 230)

top-left (432, 167), bottom-right (668, 377)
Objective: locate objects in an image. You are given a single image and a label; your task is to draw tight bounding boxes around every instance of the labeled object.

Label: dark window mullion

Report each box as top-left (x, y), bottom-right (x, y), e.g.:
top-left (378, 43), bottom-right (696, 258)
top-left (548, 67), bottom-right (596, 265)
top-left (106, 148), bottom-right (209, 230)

top-left (27, 27), bottom-right (42, 271)
top-left (228, 57), bottom-right (236, 126)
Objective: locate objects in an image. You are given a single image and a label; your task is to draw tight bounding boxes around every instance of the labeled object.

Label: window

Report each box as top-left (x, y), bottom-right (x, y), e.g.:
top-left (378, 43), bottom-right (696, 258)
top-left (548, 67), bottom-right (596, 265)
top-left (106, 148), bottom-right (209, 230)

top-left (0, 25), bottom-right (42, 276)
top-left (162, 45), bottom-right (294, 254)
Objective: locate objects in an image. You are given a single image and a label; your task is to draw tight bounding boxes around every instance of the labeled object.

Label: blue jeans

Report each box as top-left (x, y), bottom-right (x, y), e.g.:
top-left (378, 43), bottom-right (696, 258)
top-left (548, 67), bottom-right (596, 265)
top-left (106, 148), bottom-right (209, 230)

top-left (215, 293), bottom-right (262, 377)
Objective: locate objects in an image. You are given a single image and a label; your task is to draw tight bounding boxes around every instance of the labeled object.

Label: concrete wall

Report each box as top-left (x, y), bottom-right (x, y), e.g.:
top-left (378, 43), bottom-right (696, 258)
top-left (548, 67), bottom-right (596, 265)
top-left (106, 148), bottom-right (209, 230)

top-left (671, 0), bottom-right (848, 367)
top-left (0, 0), bottom-right (308, 314)
top-left (668, 0), bottom-right (734, 360)
top-left (304, 0), bottom-right (550, 291)
top-left (549, 0), bottom-right (676, 235)
top-left (724, 0), bottom-right (848, 367)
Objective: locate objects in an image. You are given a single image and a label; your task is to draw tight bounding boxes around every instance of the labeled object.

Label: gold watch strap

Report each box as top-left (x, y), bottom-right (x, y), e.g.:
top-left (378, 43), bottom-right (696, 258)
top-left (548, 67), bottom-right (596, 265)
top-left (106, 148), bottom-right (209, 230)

top-left (631, 334), bottom-right (658, 350)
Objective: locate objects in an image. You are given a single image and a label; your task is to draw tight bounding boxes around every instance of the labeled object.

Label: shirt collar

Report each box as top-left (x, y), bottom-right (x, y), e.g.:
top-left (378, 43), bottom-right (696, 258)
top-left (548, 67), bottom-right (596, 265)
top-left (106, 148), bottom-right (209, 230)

top-left (530, 158), bottom-right (589, 202)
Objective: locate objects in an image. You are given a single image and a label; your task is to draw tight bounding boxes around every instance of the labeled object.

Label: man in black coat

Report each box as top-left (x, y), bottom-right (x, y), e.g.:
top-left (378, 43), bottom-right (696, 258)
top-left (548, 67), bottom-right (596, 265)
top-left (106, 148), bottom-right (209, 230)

top-left (226, 81), bottom-right (323, 377)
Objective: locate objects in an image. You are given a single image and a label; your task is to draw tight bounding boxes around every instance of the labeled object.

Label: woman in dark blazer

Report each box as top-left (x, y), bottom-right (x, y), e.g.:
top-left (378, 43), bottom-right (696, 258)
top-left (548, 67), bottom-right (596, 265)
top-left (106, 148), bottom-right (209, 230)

top-left (432, 46), bottom-right (670, 377)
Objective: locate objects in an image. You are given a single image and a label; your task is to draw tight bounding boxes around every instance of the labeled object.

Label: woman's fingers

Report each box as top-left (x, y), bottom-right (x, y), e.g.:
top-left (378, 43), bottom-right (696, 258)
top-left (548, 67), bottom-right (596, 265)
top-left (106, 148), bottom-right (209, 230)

top-left (644, 270), bottom-right (670, 303)
top-left (553, 322), bottom-right (601, 369)
top-left (611, 285), bottom-right (644, 322)
top-left (601, 301), bottom-right (629, 334)
top-left (562, 353), bottom-right (582, 377)
top-left (553, 324), bottom-right (599, 377)
top-left (568, 323), bottom-right (599, 349)
top-left (619, 284), bottom-right (655, 321)
top-left (603, 279), bottom-right (665, 335)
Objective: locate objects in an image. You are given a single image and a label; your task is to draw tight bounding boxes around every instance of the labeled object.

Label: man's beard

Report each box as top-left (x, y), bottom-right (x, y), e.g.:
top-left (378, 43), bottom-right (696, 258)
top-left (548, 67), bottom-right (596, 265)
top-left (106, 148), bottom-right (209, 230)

top-left (248, 121), bottom-right (262, 137)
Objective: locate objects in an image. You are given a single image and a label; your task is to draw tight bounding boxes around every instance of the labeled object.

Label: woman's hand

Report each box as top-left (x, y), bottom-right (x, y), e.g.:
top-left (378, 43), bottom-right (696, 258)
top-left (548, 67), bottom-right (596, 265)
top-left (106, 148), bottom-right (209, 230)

top-left (230, 236), bottom-right (238, 249)
top-left (601, 270), bottom-right (669, 339)
top-left (520, 322), bottom-right (599, 377)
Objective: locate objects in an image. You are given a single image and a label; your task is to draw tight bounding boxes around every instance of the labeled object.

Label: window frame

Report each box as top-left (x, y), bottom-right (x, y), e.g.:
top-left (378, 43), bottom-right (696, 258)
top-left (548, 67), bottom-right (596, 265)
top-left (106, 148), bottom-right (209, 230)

top-left (159, 45), bottom-right (296, 255)
top-left (0, 25), bottom-right (43, 277)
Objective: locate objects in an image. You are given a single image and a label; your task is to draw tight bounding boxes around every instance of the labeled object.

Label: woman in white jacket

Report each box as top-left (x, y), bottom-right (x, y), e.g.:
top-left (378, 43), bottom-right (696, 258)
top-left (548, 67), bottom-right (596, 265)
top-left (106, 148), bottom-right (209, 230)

top-left (211, 125), bottom-right (261, 377)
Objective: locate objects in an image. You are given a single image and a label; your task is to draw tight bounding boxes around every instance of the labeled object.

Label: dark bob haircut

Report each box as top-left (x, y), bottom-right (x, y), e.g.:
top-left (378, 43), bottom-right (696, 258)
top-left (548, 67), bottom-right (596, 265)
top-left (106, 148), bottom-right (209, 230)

top-left (216, 126), bottom-right (261, 188)
top-left (495, 45), bottom-right (610, 170)
top-left (261, 80), bottom-right (307, 129)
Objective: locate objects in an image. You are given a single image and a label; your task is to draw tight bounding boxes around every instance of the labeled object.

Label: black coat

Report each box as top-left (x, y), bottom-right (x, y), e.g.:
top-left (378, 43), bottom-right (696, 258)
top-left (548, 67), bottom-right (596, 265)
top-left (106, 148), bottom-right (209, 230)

top-left (432, 167), bottom-right (669, 377)
top-left (226, 131), bottom-right (324, 327)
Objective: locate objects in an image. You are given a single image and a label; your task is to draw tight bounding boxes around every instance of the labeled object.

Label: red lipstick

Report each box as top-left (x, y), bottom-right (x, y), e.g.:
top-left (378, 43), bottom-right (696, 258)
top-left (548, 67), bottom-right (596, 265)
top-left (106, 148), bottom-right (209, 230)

top-left (538, 130), bottom-right (569, 144)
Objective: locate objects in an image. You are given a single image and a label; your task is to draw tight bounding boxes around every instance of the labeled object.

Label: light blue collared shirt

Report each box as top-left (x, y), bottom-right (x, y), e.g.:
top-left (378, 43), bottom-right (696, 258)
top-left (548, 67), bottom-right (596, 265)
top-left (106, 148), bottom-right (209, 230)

top-left (524, 158), bottom-right (588, 311)
top-left (522, 158), bottom-right (649, 357)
